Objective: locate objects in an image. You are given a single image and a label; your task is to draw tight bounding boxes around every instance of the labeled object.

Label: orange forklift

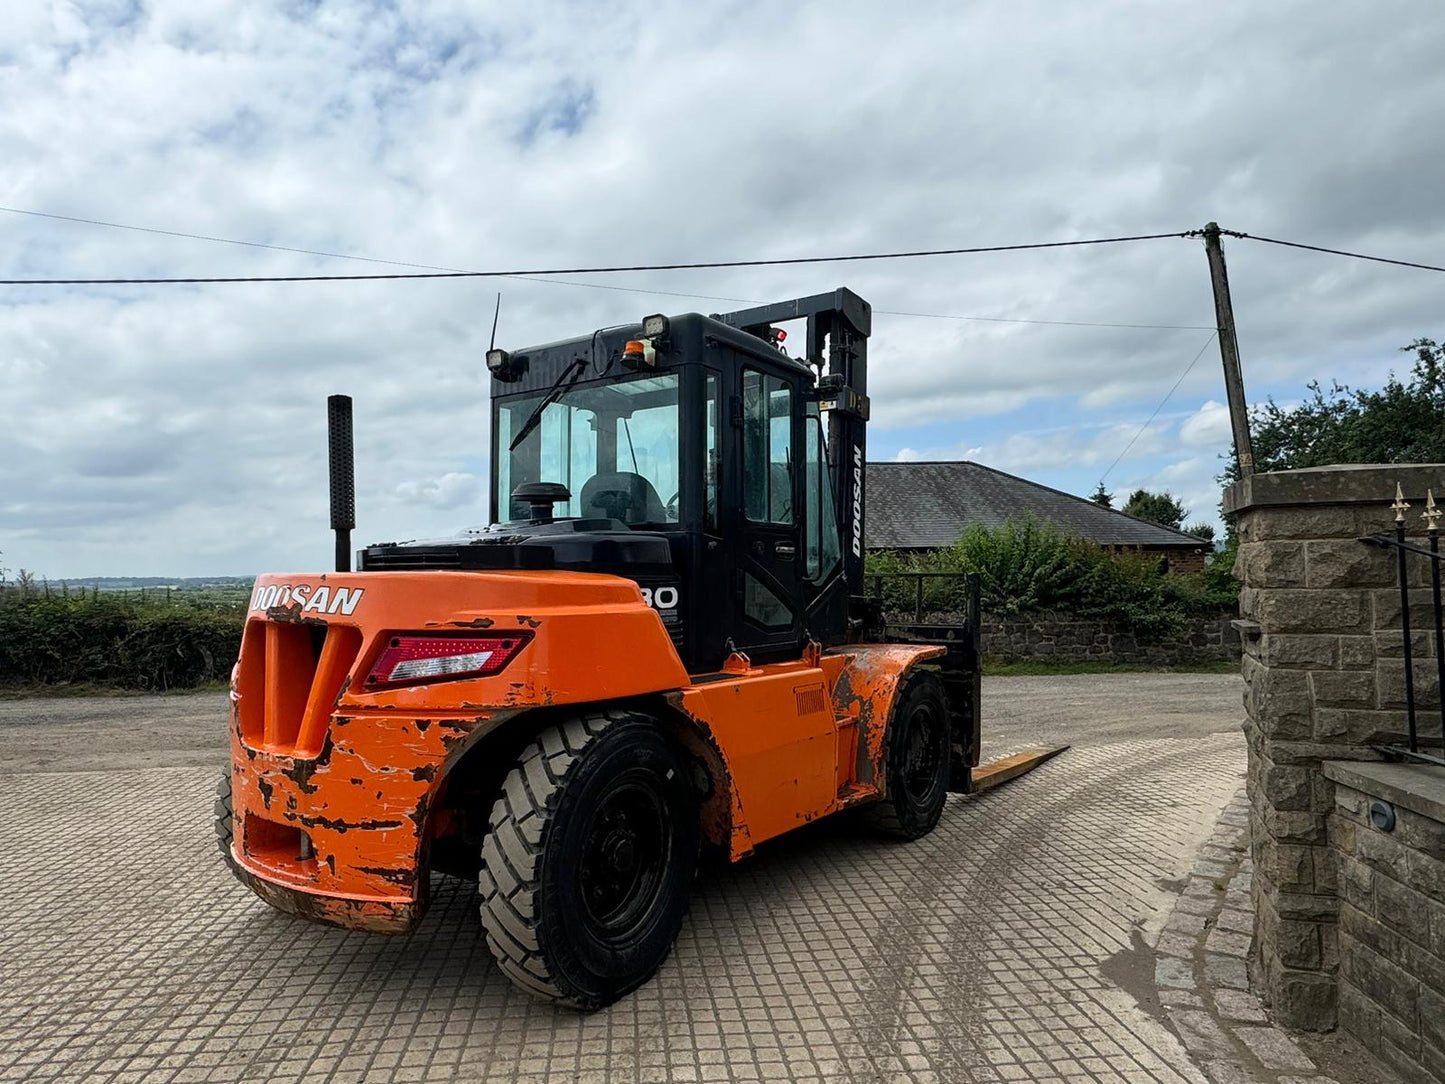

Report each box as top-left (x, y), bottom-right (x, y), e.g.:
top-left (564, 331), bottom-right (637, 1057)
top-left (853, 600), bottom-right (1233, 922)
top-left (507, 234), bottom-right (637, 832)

top-left (218, 288), bottom-right (1017, 1008)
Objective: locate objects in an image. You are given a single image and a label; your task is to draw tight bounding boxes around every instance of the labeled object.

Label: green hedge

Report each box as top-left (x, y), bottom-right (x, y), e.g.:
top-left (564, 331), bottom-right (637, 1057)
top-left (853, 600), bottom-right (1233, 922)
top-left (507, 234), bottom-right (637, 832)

top-left (0, 593), bottom-right (244, 690)
top-left (866, 519), bottom-right (1238, 637)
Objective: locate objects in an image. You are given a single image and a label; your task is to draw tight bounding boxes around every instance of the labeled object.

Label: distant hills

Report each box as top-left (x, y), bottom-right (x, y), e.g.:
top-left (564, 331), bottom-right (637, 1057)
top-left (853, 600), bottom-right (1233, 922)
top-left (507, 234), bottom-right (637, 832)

top-left (47, 576), bottom-right (255, 590)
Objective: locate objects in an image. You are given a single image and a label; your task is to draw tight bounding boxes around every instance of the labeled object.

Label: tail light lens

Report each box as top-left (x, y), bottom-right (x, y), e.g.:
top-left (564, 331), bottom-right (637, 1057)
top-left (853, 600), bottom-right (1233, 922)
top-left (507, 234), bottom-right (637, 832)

top-left (364, 633), bottom-right (530, 688)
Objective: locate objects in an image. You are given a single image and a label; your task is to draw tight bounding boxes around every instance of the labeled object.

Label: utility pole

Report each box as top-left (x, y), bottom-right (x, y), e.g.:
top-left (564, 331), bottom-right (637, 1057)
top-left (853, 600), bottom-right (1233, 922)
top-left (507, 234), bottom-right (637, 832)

top-left (1202, 222), bottom-right (1255, 477)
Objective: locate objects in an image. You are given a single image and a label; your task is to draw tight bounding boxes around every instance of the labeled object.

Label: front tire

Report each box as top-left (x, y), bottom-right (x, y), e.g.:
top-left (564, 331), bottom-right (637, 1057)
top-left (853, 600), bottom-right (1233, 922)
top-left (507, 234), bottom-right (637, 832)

top-left (213, 770), bottom-right (235, 863)
top-left (478, 711), bottom-right (699, 1009)
top-left (863, 670), bottom-right (951, 839)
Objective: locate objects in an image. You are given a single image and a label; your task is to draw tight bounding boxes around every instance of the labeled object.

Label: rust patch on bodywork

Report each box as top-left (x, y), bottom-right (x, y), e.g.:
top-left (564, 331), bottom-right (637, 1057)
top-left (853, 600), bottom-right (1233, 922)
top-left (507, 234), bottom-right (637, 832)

top-left (829, 645), bottom-right (945, 796)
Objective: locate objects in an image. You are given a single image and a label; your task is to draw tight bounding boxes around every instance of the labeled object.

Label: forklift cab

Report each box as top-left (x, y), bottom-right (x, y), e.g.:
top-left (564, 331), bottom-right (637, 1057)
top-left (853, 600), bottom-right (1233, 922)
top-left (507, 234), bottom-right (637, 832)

top-left (485, 291), bottom-right (871, 673)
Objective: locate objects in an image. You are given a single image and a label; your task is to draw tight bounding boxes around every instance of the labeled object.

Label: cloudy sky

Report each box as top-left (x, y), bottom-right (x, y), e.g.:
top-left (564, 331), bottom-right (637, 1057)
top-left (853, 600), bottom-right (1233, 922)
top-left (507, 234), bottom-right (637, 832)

top-left (2, 1), bottom-right (1443, 578)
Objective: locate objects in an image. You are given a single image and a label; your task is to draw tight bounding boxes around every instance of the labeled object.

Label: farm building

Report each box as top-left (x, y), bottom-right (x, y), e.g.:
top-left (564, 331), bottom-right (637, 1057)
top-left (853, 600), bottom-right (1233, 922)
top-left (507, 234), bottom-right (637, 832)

top-left (865, 460), bottom-right (1213, 575)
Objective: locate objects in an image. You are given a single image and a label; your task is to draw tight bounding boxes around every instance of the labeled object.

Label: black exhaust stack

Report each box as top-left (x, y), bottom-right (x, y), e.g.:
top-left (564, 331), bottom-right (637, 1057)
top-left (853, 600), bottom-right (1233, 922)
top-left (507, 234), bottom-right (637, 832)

top-left (327, 394), bottom-right (356, 572)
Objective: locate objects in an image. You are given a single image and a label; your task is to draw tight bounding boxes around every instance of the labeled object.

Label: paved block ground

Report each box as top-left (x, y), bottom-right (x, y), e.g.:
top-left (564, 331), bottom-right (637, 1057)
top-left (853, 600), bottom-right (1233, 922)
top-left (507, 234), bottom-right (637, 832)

top-left (1, 675), bottom-right (1262, 1082)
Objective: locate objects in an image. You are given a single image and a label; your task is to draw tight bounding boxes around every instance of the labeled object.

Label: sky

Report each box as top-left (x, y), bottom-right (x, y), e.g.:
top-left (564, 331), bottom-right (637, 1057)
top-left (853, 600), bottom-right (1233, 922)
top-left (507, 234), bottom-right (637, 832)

top-left (2, 0), bottom-right (1443, 578)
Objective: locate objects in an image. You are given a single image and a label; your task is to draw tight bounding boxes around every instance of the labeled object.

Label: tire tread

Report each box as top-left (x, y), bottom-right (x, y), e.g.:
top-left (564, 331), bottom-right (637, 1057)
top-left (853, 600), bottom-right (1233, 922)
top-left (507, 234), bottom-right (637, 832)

top-left (478, 710), bottom-right (622, 1007)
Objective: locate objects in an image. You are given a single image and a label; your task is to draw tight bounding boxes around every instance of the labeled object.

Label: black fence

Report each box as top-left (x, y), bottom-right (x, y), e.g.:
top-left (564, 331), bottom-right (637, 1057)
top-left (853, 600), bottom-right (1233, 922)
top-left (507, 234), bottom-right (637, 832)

top-left (1364, 487), bottom-right (1445, 766)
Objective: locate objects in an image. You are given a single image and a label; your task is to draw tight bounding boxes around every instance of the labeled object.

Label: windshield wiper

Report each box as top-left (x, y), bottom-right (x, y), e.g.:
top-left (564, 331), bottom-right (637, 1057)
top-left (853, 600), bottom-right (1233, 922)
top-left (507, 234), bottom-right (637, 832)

top-left (508, 358), bottom-right (588, 452)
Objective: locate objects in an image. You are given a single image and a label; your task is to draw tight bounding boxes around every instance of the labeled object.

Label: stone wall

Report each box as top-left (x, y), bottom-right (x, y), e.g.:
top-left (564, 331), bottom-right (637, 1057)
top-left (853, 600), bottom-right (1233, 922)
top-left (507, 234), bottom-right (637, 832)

top-left (1324, 761), bottom-right (1445, 1083)
top-left (1226, 463), bottom-right (1445, 1042)
top-left (979, 610), bottom-right (1238, 666)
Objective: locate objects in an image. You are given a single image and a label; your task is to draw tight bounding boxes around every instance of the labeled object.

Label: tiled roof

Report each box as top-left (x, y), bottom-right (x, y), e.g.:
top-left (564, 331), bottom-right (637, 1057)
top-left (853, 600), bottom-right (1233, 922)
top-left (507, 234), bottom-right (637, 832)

top-left (865, 460), bottom-right (1209, 550)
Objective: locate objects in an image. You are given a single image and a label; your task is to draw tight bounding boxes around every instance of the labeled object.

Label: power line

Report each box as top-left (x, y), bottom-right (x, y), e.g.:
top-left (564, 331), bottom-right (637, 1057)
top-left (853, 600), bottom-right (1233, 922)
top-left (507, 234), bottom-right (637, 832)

top-left (0, 230), bottom-right (1197, 285)
top-left (0, 206), bottom-right (1215, 328)
top-left (873, 307), bottom-right (1212, 331)
top-left (1224, 229), bottom-right (1445, 274)
top-left (1098, 330), bottom-right (1219, 484)
top-left (0, 204), bottom-right (759, 304)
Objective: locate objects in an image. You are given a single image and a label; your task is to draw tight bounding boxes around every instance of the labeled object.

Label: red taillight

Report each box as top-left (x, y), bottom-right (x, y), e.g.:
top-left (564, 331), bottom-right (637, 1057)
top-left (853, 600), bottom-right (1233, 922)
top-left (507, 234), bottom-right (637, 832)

top-left (364, 634), bottom-right (530, 688)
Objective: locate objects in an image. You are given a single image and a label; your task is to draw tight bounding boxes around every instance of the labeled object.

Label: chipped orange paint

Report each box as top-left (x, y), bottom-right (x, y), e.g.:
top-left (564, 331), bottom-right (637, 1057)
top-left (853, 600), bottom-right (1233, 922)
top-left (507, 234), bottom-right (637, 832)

top-left (225, 570), bottom-right (946, 931)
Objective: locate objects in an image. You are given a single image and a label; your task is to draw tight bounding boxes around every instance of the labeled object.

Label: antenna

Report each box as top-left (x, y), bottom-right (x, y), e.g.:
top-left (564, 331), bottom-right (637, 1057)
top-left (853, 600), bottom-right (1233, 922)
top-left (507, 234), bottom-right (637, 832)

top-left (489, 292), bottom-right (502, 352)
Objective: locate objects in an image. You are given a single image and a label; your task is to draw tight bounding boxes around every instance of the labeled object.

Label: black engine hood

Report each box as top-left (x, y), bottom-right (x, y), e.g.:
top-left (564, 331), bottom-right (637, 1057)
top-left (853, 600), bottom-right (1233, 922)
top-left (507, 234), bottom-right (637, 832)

top-left (358, 517), bottom-right (675, 575)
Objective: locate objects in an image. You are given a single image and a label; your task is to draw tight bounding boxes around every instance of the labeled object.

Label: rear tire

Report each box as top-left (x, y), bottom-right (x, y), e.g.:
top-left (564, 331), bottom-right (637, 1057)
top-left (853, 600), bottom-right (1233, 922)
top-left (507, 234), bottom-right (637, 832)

top-left (478, 711), bottom-right (699, 1009)
top-left (863, 670), bottom-right (951, 839)
top-left (213, 771), bottom-right (235, 863)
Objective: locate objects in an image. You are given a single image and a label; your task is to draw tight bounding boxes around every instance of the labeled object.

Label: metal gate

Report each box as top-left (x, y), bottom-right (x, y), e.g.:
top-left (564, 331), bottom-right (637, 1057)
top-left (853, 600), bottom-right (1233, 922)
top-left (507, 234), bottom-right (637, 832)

top-left (1365, 484), bottom-right (1445, 765)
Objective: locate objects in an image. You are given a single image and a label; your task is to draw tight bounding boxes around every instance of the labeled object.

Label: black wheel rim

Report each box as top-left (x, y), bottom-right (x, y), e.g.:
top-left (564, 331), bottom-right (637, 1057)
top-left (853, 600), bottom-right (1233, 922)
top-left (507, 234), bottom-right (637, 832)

top-left (901, 701), bottom-right (945, 804)
top-left (577, 772), bottom-right (671, 941)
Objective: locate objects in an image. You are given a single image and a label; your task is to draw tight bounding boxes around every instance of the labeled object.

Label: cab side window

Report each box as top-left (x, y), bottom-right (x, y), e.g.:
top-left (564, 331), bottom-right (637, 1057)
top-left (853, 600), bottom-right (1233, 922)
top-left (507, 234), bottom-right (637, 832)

top-left (804, 407), bottom-right (842, 583)
top-left (742, 369), bottom-right (793, 525)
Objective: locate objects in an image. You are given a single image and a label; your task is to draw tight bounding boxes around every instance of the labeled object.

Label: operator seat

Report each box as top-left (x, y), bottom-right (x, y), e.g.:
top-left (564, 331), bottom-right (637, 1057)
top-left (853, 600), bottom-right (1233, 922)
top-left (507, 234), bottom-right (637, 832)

top-left (580, 472), bottom-right (669, 525)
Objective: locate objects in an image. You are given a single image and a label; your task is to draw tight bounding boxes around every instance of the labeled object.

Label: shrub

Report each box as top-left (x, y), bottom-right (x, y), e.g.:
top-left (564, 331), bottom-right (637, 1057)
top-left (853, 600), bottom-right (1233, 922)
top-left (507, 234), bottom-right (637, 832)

top-left (865, 518), bottom-right (1234, 636)
top-left (0, 591), bottom-right (243, 690)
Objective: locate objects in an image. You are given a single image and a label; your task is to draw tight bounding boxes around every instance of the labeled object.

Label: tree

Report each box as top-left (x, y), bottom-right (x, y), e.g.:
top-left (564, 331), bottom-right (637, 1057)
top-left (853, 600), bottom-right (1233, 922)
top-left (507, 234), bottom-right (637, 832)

top-left (1184, 522), bottom-right (1216, 544)
top-left (1122, 489), bottom-right (1188, 530)
top-left (1089, 483), bottom-right (1113, 508)
top-left (1222, 337), bottom-right (1445, 484)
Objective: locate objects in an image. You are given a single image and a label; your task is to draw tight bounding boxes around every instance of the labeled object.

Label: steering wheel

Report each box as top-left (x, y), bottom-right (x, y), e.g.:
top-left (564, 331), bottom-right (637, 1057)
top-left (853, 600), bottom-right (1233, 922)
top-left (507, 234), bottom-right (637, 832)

top-left (665, 490), bottom-right (679, 520)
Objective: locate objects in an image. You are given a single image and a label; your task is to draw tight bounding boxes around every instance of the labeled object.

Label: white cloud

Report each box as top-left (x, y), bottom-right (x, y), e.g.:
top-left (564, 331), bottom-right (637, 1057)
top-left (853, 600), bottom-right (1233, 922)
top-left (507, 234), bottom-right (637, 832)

top-left (1180, 401), bottom-right (1233, 448)
top-left (1, 1), bottom-right (1443, 574)
top-left (394, 472), bottom-right (484, 512)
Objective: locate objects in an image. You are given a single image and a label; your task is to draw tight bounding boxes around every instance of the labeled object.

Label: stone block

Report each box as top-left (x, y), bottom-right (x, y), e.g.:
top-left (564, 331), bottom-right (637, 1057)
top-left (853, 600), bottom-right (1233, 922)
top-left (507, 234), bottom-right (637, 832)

top-left (1274, 917), bottom-right (1323, 969)
top-left (1237, 540), bottom-right (1307, 587)
top-left (1377, 629), bottom-right (1437, 661)
top-left (1307, 538), bottom-right (1399, 588)
top-left (1260, 633), bottom-right (1338, 669)
top-left (1261, 840), bottom-right (1316, 891)
top-left (1310, 669), bottom-right (1377, 707)
top-left (1374, 589), bottom-right (1440, 632)
top-left (1248, 505), bottom-right (1366, 542)
top-left (1377, 874), bottom-right (1436, 948)
top-left (1340, 634), bottom-right (1378, 669)
top-left (1345, 940), bottom-right (1420, 1024)
top-left (1248, 667), bottom-right (1315, 739)
top-left (1402, 938), bottom-right (1445, 1000)
top-left (1263, 764), bottom-right (1315, 811)
top-left (1342, 899), bottom-right (1405, 962)
top-left (1330, 812), bottom-right (1359, 856)
top-left (1340, 856), bottom-right (1373, 913)
top-left (1272, 738), bottom-right (1381, 764)
top-left (1270, 969), bottom-right (1339, 1031)
top-left (1399, 808), bottom-right (1445, 860)
top-left (1275, 889), bottom-right (1340, 921)
top-left (1359, 827), bottom-right (1414, 882)
top-left (1314, 846), bottom-right (1339, 894)
top-left (1260, 806), bottom-right (1329, 844)
top-left (1316, 707), bottom-right (1414, 745)
top-left (1406, 845), bottom-right (1445, 894)
top-left (1421, 986), bottom-right (1445, 1055)
top-left (1340, 976), bottom-right (1383, 1049)
top-left (1379, 658), bottom-right (1442, 711)
top-left (1378, 1012), bottom-right (1425, 1077)
top-left (1335, 783), bottom-right (1368, 817)
top-left (1256, 589), bottom-right (1370, 634)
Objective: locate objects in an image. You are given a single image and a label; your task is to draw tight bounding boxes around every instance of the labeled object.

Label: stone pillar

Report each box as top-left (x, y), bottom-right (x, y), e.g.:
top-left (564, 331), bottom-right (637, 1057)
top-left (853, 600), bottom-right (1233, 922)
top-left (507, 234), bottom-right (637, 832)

top-left (1226, 464), bottom-right (1445, 1030)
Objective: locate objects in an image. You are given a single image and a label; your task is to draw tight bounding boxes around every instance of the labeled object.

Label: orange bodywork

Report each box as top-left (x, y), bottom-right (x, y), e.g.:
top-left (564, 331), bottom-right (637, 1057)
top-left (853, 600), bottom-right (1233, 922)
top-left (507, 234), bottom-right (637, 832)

top-left (225, 570), bottom-right (942, 932)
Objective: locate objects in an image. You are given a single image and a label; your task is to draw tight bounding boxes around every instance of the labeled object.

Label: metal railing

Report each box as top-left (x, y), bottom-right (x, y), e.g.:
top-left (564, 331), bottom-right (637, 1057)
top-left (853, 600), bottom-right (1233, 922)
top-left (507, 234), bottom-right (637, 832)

top-left (864, 571), bottom-right (980, 627)
top-left (1364, 484), bottom-right (1445, 766)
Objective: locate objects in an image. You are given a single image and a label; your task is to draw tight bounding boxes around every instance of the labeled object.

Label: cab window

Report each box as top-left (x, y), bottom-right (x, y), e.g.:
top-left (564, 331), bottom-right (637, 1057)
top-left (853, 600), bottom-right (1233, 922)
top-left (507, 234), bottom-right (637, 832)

top-left (742, 370), bottom-right (793, 525)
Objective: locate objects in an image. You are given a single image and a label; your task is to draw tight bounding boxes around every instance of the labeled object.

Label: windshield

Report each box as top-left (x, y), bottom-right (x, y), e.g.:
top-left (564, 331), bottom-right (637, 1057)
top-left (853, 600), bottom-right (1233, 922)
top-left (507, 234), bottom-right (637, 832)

top-left (496, 372), bottom-right (681, 526)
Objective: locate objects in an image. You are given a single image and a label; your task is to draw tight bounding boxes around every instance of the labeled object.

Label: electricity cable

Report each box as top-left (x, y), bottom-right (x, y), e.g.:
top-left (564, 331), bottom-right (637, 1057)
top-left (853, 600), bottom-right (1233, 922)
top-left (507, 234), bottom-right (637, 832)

top-left (0, 205), bottom-right (1215, 327)
top-left (1223, 229), bottom-right (1445, 275)
top-left (1098, 330), bottom-right (1219, 485)
top-left (0, 230), bottom-right (1196, 285)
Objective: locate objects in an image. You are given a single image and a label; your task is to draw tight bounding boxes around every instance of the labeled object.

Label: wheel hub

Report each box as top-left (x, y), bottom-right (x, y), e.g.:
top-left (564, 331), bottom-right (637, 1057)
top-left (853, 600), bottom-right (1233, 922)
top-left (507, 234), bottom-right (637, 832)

top-left (577, 777), bottom-right (670, 939)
